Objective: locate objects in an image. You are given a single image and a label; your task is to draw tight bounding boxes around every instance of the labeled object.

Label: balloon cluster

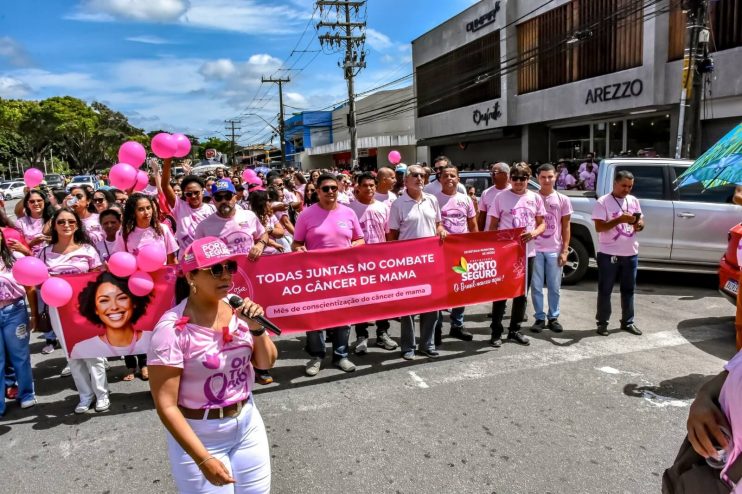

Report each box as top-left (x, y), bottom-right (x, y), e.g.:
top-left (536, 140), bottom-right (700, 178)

top-left (109, 133), bottom-right (191, 190)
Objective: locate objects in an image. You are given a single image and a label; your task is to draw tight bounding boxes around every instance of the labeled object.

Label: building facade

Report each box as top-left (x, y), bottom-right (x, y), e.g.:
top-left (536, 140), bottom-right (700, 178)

top-left (412, 0), bottom-right (742, 166)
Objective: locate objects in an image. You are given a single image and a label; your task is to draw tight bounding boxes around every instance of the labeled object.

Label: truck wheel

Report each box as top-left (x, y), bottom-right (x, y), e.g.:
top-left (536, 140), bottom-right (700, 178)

top-left (562, 237), bottom-right (589, 285)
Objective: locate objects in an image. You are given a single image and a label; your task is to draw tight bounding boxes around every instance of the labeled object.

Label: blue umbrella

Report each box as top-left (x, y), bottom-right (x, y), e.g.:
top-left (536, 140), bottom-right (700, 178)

top-left (677, 122), bottom-right (742, 189)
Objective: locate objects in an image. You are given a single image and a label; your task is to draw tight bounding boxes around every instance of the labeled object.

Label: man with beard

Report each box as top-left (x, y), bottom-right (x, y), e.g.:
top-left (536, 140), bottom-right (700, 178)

top-left (193, 179), bottom-right (269, 260)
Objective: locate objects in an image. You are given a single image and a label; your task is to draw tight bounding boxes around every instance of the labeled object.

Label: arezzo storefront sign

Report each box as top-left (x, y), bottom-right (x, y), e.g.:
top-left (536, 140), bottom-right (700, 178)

top-left (585, 79), bottom-right (644, 105)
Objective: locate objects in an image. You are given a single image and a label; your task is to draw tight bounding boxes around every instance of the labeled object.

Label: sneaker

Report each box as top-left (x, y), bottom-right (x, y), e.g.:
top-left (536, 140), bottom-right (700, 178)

top-left (530, 320), bottom-right (546, 333)
top-left (41, 344), bottom-right (55, 355)
top-left (60, 365), bottom-right (72, 377)
top-left (94, 397), bottom-right (110, 412)
top-left (20, 398), bottom-right (37, 409)
top-left (354, 337), bottom-right (368, 355)
top-left (255, 370), bottom-right (273, 385)
top-left (418, 348), bottom-right (440, 359)
top-left (596, 323), bottom-right (609, 336)
top-left (548, 319), bottom-right (564, 333)
top-left (5, 385), bottom-right (18, 400)
top-left (489, 338), bottom-right (502, 348)
top-left (401, 350), bottom-right (415, 360)
top-left (334, 358), bottom-right (356, 372)
top-left (74, 401), bottom-right (92, 414)
top-left (507, 331), bottom-right (530, 346)
top-left (375, 333), bottom-right (398, 350)
top-left (305, 357), bottom-right (322, 377)
top-left (449, 326), bottom-right (473, 341)
top-left (621, 323), bottom-right (642, 336)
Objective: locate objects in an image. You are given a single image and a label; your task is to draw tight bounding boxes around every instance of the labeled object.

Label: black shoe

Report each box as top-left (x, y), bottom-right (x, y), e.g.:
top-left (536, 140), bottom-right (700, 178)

top-left (418, 348), bottom-right (440, 359)
top-left (530, 319), bottom-right (546, 333)
top-left (596, 323), bottom-right (609, 336)
top-left (449, 326), bottom-right (473, 341)
top-left (507, 331), bottom-right (530, 346)
top-left (621, 323), bottom-right (642, 335)
top-left (548, 319), bottom-right (563, 333)
top-left (489, 338), bottom-right (502, 348)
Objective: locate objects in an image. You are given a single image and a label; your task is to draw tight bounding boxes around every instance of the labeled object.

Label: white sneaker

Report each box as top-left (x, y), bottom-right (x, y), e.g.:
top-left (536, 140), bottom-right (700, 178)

top-left (305, 357), bottom-right (322, 377)
top-left (20, 398), bottom-right (37, 409)
top-left (60, 365), bottom-right (71, 377)
top-left (103, 358), bottom-right (110, 370)
top-left (41, 344), bottom-right (55, 355)
top-left (354, 337), bottom-right (368, 355)
top-left (75, 401), bottom-right (92, 414)
top-left (94, 397), bottom-right (110, 412)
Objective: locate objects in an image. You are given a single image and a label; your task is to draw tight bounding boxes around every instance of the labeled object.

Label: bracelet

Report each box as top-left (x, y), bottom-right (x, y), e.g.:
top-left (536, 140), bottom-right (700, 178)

top-left (250, 327), bottom-right (266, 336)
top-left (197, 456), bottom-right (216, 468)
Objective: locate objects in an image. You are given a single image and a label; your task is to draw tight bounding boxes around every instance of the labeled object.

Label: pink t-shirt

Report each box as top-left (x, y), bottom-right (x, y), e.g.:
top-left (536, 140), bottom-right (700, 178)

top-left (374, 191), bottom-right (397, 206)
top-left (38, 244), bottom-right (102, 275)
top-left (148, 300), bottom-right (255, 409)
top-left (17, 216), bottom-right (47, 255)
top-left (579, 169), bottom-right (598, 190)
top-left (293, 203), bottom-right (364, 251)
top-left (262, 215), bottom-right (283, 255)
top-left (721, 352), bottom-right (742, 485)
top-left (556, 171), bottom-right (577, 190)
top-left (591, 193), bottom-right (642, 256)
top-left (348, 200), bottom-right (390, 244)
top-left (173, 199), bottom-right (216, 251)
top-left (81, 213), bottom-right (105, 244)
top-left (0, 258), bottom-right (26, 303)
top-left (490, 190), bottom-right (546, 258)
top-left (113, 226), bottom-right (178, 257)
top-left (95, 239), bottom-right (117, 262)
top-left (535, 191), bottom-right (573, 253)
top-left (433, 190), bottom-right (476, 234)
top-left (193, 209), bottom-right (265, 255)
top-left (479, 185), bottom-right (511, 231)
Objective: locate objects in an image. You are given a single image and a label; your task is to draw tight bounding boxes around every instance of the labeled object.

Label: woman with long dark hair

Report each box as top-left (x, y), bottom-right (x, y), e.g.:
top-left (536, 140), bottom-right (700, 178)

top-left (0, 227), bottom-right (38, 415)
top-left (92, 189), bottom-right (116, 214)
top-left (15, 190), bottom-right (54, 256)
top-left (65, 186), bottom-right (105, 244)
top-left (267, 187), bottom-right (294, 237)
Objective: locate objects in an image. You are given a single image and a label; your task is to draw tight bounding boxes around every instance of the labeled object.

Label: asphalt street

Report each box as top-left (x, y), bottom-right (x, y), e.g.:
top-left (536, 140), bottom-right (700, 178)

top-left (0, 269), bottom-right (735, 494)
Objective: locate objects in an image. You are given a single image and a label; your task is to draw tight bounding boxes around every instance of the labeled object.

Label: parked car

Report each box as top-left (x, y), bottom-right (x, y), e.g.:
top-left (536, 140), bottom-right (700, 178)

top-left (719, 223), bottom-right (742, 304)
top-left (66, 175), bottom-right (98, 192)
top-left (562, 158), bottom-right (742, 284)
top-left (44, 173), bottom-right (65, 190)
top-left (1, 181), bottom-right (26, 200)
top-left (431, 171), bottom-right (539, 201)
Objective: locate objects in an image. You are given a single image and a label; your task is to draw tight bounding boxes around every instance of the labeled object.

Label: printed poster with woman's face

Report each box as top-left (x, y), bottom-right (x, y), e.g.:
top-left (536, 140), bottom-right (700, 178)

top-left (51, 267), bottom-right (178, 359)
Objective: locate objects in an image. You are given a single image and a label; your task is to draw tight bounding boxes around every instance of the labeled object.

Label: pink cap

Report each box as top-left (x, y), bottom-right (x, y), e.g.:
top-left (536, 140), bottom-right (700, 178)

top-left (180, 237), bottom-right (237, 273)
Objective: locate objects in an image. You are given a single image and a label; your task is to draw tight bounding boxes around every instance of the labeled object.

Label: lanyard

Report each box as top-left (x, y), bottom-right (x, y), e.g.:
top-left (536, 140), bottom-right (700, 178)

top-left (611, 194), bottom-right (628, 213)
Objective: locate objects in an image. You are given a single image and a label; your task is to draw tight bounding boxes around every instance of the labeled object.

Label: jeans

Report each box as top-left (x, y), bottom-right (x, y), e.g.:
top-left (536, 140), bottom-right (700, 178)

top-left (305, 326), bottom-right (350, 361)
top-left (0, 299), bottom-right (33, 413)
top-left (124, 354), bottom-right (147, 370)
top-left (596, 252), bottom-right (638, 325)
top-left (355, 319), bottom-right (390, 339)
top-left (434, 308), bottom-right (466, 333)
top-left (401, 311), bottom-right (439, 353)
top-left (70, 358), bottom-right (109, 405)
top-left (491, 256), bottom-right (535, 339)
top-left (531, 251), bottom-right (563, 321)
top-left (166, 397), bottom-right (271, 493)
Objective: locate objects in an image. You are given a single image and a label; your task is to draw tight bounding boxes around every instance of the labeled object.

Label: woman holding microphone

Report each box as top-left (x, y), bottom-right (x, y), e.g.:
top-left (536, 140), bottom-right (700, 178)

top-left (148, 237), bottom-right (276, 493)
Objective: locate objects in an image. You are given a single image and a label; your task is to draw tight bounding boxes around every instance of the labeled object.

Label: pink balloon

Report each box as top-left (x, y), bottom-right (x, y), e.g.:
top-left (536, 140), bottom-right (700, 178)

top-left (12, 257), bottom-right (49, 286)
top-left (24, 168), bottom-right (44, 188)
top-left (173, 133), bottom-right (191, 158)
top-left (387, 150), bottom-right (401, 165)
top-left (137, 243), bottom-right (167, 272)
top-left (109, 163), bottom-right (138, 190)
top-left (151, 133), bottom-right (177, 159)
top-left (118, 141), bottom-right (146, 168)
top-left (108, 252), bottom-right (138, 278)
top-left (40, 277), bottom-right (73, 307)
top-left (242, 169), bottom-right (259, 184)
top-left (128, 271), bottom-right (154, 296)
top-left (134, 170), bottom-right (149, 191)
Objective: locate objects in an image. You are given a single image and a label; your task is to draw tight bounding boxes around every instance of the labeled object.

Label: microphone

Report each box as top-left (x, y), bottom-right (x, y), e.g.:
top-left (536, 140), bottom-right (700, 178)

top-left (228, 295), bottom-right (282, 336)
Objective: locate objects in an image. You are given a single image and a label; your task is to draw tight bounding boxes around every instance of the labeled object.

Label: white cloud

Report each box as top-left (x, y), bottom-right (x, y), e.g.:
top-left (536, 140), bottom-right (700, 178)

top-left (0, 37), bottom-right (33, 68)
top-left (70, 0), bottom-right (189, 22)
top-left (109, 58), bottom-right (207, 93)
top-left (125, 35), bottom-right (176, 45)
top-left (0, 76), bottom-right (32, 98)
top-left (199, 59), bottom-right (237, 80)
top-left (9, 69), bottom-right (98, 90)
top-left (365, 28), bottom-right (393, 51)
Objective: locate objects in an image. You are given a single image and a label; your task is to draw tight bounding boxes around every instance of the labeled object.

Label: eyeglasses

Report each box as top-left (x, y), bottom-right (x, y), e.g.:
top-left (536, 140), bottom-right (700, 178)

top-left (200, 260), bottom-right (238, 278)
top-left (56, 219), bottom-right (77, 226)
top-left (213, 192), bottom-right (233, 202)
top-left (320, 185), bottom-right (338, 193)
top-left (510, 175), bottom-right (529, 182)
top-left (409, 172), bottom-right (424, 178)
top-left (184, 191), bottom-right (202, 198)
top-left (93, 197), bottom-right (106, 203)
top-left (28, 199), bottom-right (44, 205)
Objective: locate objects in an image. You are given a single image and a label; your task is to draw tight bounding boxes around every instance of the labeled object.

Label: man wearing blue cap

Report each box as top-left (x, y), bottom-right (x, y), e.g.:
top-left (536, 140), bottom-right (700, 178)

top-left (193, 179), bottom-right (270, 260)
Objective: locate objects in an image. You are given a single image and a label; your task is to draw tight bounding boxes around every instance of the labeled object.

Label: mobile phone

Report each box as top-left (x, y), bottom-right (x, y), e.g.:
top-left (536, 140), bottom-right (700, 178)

top-left (633, 212), bottom-right (642, 222)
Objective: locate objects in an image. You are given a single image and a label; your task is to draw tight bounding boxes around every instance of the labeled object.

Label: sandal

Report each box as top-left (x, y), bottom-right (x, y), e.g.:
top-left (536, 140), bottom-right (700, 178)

top-left (140, 367), bottom-right (149, 381)
top-left (122, 369), bottom-right (136, 382)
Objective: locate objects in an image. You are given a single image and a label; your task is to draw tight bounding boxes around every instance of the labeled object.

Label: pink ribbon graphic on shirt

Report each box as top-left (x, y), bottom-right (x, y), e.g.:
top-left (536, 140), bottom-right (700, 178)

top-left (174, 316), bottom-right (189, 331)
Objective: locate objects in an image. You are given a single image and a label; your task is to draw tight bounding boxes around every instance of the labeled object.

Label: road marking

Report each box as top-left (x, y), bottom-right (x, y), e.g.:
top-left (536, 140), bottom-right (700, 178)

top-left (639, 391), bottom-right (691, 408)
top-left (597, 366), bottom-right (621, 374)
top-left (407, 371), bottom-right (429, 389)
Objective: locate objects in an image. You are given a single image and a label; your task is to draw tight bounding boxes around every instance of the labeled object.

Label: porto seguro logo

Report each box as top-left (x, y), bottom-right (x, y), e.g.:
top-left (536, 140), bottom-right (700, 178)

top-left (452, 256), bottom-right (500, 292)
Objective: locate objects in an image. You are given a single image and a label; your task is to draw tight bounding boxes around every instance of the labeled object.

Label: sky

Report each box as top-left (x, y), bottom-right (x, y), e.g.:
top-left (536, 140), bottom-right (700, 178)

top-left (0, 0), bottom-right (477, 145)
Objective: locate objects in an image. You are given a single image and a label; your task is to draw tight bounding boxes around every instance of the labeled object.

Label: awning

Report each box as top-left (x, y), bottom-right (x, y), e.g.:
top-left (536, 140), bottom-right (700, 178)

top-left (306, 134), bottom-right (416, 156)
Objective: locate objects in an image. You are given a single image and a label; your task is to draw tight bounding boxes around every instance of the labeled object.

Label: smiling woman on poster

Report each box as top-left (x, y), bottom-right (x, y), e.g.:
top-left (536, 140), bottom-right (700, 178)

top-left (71, 272), bottom-right (152, 359)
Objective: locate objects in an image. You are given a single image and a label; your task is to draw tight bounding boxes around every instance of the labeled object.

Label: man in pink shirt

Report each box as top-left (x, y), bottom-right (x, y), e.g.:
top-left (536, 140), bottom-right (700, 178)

top-left (477, 162), bottom-right (511, 231)
top-left (579, 161), bottom-right (598, 191)
top-left (591, 169), bottom-right (645, 336)
top-left (487, 162), bottom-right (546, 347)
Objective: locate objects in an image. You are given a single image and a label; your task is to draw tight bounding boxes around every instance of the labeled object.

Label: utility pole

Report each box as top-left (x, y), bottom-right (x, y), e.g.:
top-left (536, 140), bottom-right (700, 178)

top-left (225, 119), bottom-right (241, 168)
top-left (262, 76), bottom-right (290, 166)
top-left (675, 0), bottom-right (710, 159)
top-left (317, 0), bottom-right (366, 169)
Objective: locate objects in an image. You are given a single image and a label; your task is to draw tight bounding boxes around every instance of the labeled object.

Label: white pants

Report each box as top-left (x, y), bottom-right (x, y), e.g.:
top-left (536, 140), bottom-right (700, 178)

top-left (69, 358), bottom-right (109, 404)
top-left (167, 398), bottom-right (271, 493)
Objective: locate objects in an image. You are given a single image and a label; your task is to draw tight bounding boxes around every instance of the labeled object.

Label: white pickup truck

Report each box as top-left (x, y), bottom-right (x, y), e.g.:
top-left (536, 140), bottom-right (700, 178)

top-left (562, 158), bottom-right (742, 284)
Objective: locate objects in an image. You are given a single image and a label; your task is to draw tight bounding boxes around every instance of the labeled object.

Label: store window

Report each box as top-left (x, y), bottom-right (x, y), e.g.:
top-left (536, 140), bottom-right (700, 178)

top-left (593, 123), bottom-right (607, 159)
top-left (608, 121), bottom-right (624, 157)
top-left (627, 115), bottom-right (671, 157)
top-left (550, 125), bottom-right (590, 160)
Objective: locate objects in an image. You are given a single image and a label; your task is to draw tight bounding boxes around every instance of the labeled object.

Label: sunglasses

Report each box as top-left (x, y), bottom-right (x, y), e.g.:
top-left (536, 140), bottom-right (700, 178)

top-left (93, 197), bottom-right (106, 203)
top-left (56, 219), bottom-right (77, 226)
top-left (200, 260), bottom-right (238, 278)
top-left (184, 190), bottom-right (202, 198)
top-left (510, 175), bottom-right (529, 182)
top-left (409, 172), bottom-right (424, 178)
top-left (28, 199), bottom-right (44, 205)
top-left (320, 185), bottom-right (338, 193)
top-left (213, 193), bottom-right (233, 202)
